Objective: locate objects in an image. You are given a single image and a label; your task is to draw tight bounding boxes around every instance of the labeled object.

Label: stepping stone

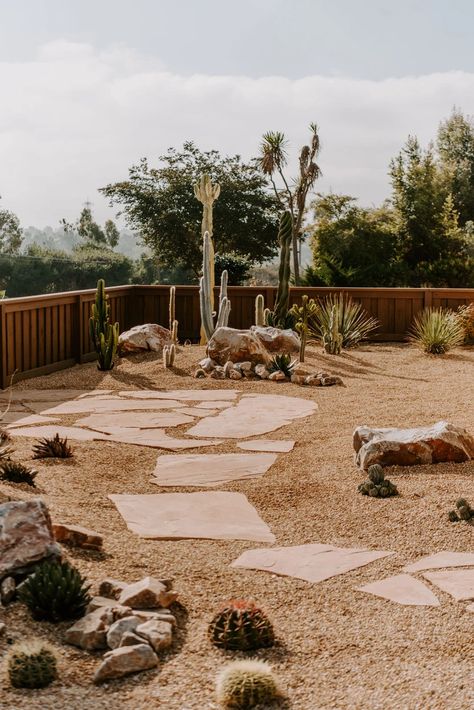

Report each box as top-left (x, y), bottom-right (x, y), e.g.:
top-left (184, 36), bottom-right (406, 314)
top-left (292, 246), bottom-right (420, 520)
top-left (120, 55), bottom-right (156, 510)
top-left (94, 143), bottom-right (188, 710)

top-left (173, 407), bottom-right (219, 417)
top-left (92, 428), bottom-right (221, 450)
top-left (76, 411), bottom-right (194, 430)
top-left (8, 425), bottom-right (109, 442)
top-left (36, 399), bottom-right (184, 415)
top-left (4, 414), bottom-right (59, 427)
top-left (404, 551), bottom-right (474, 573)
top-left (195, 401), bottom-right (233, 409)
top-left (151, 453), bottom-right (278, 487)
top-left (187, 394), bottom-right (317, 439)
top-left (109, 492), bottom-right (275, 542)
top-left (118, 389), bottom-right (238, 401)
top-left (231, 543), bottom-right (393, 583)
top-left (357, 573), bottom-right (440, 606)
top-left (237, 440), bottom-right (295, 453)
top-left (78, 390), bottom-right (114, 398)
top-left (422, 569), bottom-right (474, 601)
top-left (0, 389), bottom-right (87, 402)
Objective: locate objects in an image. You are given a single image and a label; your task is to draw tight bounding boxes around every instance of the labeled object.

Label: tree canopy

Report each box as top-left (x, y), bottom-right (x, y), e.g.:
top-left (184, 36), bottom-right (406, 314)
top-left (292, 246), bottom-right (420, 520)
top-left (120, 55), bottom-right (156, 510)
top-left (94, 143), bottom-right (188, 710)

top-left (0, 203), bottom-right (23, 254)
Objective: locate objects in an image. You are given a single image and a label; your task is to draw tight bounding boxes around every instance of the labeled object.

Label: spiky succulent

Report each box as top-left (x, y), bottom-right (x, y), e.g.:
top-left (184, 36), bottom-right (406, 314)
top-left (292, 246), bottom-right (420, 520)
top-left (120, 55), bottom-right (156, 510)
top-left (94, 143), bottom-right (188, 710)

top-left (0, 460), bottom-right (38, 487)
top-left (268, 353), bottom-right (297, 378)
top-left (358, 464), bottom-right (398, 498)
top-left (8, 640), bottom-right (58, 689)
top-left (409, 307), bottom-right (464, 354)
top-left (18, 560), bottom-right (91, 623)
top-left (208, 600), bottom-right (275, 651)
top-left (32, 434), bottom-right (73, 459)
top-left (216, 660), bottom-right (281, 709)
top-left (448, 497), bottom-right (474, 522)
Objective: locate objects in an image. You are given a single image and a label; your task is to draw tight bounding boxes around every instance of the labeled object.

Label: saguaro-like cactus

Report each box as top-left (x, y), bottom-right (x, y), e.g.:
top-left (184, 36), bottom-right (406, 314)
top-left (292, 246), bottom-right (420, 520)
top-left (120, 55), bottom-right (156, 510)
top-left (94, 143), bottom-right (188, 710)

top-left (255, 294), bottom-right (265, 327)
top-left (169, 286), bottom-right (178, 344)
top-left (200, 232), bottom-right (231, 342)
top-left (89, 279), bottom-right (119, 371)
top-left (163, 343), bottom-right (176, 368)
top-left (194, 174), bottom-right (221, 344)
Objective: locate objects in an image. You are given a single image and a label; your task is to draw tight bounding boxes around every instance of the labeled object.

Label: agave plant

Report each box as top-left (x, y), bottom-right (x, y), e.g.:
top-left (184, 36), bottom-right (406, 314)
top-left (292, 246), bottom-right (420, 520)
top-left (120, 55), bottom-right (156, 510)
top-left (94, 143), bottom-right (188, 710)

top-left (268, 353), bottom-right (297, 377)
top-left (0, 460), bottom-right (38, 487)
top-left (308, 293), bottom-right (379, 351)
top-left (33, 434), bottom-right (73, 459)
top-left (409, 307), bottom-right (464, 354)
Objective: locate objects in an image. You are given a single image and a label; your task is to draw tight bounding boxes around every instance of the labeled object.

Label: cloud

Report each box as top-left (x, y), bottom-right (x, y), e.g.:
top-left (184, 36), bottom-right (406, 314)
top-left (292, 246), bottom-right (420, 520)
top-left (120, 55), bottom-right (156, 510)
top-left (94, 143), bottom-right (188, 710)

top-left (1, 41), bottom-right (474, 227)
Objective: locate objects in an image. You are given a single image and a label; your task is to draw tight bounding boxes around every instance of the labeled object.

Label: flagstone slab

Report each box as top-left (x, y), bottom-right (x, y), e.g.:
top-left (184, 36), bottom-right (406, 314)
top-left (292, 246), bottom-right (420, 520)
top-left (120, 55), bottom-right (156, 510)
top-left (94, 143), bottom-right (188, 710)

top-left (173, 407), bottom-right (219, 417)
top-left (0, 389), bottom-right (87, 402)
top-left (237, 440), bottom-right (295, 453)
top-left (404, 552), bottom-right (474, 573)
top-left (78, 390), bottom-right (114, 398)
top-left (119, 389), bottom-right (238, 401)
top-left (422, 569), bottom-right (474, 601)
top-left (187, 394), bottom-right (317, 439)
top-left (195, 401), bottom-right (233, 409)
top-left (151, 453), bottom-right (278, 487)
top-left (92, 428), bottom-right (221, 450)
top-left (231, 543), bottom-right (394, 583)
top-left (8, 425), bottom-right (109, 441)
top-left (357, 574), bottom-right (440, 606)
top-left (36, 399), bottom-right (184, 415)
top-left (5, 414), bottom-right (60, 428)
top-left (76, 411), bottom-right (194, 430)
top-left (108, 492), bottom-right (275, 542)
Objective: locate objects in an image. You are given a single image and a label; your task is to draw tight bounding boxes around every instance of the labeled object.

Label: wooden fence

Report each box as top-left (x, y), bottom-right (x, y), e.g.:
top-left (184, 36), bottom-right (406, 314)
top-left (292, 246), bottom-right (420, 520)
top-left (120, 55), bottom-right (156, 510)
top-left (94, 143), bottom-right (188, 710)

top-left (0, 285), bottom-right (473, 389)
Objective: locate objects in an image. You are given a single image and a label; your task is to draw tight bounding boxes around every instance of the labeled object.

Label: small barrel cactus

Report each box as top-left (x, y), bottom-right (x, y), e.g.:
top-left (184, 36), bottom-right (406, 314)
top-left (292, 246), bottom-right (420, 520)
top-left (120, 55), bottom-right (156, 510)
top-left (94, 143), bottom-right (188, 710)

top-left (216, 660), bottom-right (280, 709)
top-left (8, 640), bottom-right (58, 689)
top-left (358, 464), bottom-right (398, 498)
top-left (208, 599), bottom-right (274, 651)
top-left (448, 498), bottom-right (474, 522)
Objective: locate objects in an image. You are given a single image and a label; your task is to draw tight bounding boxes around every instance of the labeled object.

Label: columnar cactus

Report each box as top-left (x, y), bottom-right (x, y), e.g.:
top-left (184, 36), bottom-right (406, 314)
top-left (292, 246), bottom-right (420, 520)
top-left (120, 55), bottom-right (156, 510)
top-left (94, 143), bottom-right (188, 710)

top-left (169, 286), bottom-right (178, 344)
top-left (272, 211), bottom-right (293, 329)
top-left (255, 294), bottom-right (265, 327)
top-left (194, 174), bottom-right (221, 344)
top-left (199, 231), bottom-right (231, 342)
top-left (89, 279), bottom-right (119, 371)
top-left (163, 343), bottom-right (176, 368)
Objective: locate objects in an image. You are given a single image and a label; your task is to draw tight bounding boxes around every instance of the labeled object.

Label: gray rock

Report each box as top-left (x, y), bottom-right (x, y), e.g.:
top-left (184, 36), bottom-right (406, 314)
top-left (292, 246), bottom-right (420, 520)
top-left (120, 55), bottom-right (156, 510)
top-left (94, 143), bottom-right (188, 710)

top-left (229, 369), bottom-right (242, 380)
top-left (118, 576), bottom-right (178, 610)
top-left (223, 361), bottom-right (234, 377)
top-left (93, 644), bottom-right (158, 683)
top-left (254, 364), bottom-right (270, 379)
top-left (135, 619), bottom-right (173, 652)
top-left (131, 609), bottom-right (177, 626)
top-left (118, 631), bottom-right (146, 648)
top-left (98, 578), bottom-right (127, 600)
top-left (199, 357), bottom-right (216, 373)
top-left (107, 616), bottom-right (141, 649)
top-left (210, 367), bottom-right (226, 380)
top-left (0, 576), bottom-right (16, 604)
top-left (65, 608), bottom-right (113, 651)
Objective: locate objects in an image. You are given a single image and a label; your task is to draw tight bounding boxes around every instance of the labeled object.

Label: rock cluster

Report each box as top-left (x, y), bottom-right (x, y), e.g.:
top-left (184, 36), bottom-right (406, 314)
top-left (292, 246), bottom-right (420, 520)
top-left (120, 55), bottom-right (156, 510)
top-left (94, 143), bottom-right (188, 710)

top-left (196, 358), bottom-right (343, 387)
top-left (65, 575), bottom-right (178, 683)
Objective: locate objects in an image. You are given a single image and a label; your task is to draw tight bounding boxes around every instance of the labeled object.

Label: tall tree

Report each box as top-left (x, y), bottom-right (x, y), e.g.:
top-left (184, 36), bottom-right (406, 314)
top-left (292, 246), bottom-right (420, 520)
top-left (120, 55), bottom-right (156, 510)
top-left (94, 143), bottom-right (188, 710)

top-left (0, 201), bottom-right (22, 254)
top-left (258, 124), bottom-right (321, 284)
top-left (437, 108), bottom-right (474, 226)
top-left (100, 142), bottom-right (279, 277)
top-left (63, 203), bottom-right (120, 249)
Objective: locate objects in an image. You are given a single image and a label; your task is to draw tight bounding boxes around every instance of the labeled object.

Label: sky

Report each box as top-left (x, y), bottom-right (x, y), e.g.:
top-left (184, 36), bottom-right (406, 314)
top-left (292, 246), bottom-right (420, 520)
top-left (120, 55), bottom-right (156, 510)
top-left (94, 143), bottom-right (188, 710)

top-left (1, 0), bottom-right (474, 227)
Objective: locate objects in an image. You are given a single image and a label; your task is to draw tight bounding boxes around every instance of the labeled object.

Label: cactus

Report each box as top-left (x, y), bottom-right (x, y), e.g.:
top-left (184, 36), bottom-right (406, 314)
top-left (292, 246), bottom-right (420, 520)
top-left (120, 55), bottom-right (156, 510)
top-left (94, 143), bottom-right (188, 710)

top-left (216, 660), bottom-right (280, 709)
top-left (89, 279), bottom-right (119, 371)
top-left (358, 464), bottom-right (398, 498)
top-left (200, 232), bottom-right (231, 341)
top-left (448, 498), bottom-right (474, 522)
top-left (290, 295), bottom-right (317, 362)
top-left (163, 343), bottom-right (176, 368)
top-left (265, 211), bottom-right (293, 329)
top-left (255, 294), bottom-right (265, 327)
top-left (8, 641), bottom-right (58, 689)
top-left (169, 287), bottom-right (178, 344)
top-left (208, 600), bottom-right (274, 651)
top-left (322, 304), bottom-right (343, 354)
top-left (18, 560), bottom-right (91, 623)
top-left (0, 460), bottom-right (38, 487)
top-left (194, 174), bottom-right (221, 344)
top-left (33, 434), bottom-right (73, 459)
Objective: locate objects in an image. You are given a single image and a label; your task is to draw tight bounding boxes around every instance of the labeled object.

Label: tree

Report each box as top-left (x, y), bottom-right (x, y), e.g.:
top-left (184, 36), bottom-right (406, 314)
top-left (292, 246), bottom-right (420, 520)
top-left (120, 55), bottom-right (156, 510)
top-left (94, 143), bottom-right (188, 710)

top-left (214, 252), bottom-right (251, 285)
top-left (258, 124), bottom-right (321, 284)
top-left (63, 203), bottom-right (120, 249)
top-left (100, 142), bottom-right (280, 278)
top-left (0, 201), bottom-right (22, 254)
top-left (437, 108), bottom-right (474, 225)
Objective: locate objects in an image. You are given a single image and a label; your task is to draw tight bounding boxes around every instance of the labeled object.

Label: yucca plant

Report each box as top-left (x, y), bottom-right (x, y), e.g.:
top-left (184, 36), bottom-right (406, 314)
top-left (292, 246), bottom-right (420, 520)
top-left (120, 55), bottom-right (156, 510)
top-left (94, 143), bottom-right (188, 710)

top-left (308, 293), bottom-right (378, 352)
top-left (0, 460), bottom-right (38, 487)
top-left (457, 302), bottom-right (474, 344)
top-left (208, 600), bottom-right (275, 651)
top-left (409, 307), bottom-right (464, 354)
top-left (268, 353), bottom-right (297, 377)
top-left (8, 640), bottom-right (58, 689)
top-left (33, 433), bottom-right (73, 459)
top-left (18, 560), bottom-right (91, 623)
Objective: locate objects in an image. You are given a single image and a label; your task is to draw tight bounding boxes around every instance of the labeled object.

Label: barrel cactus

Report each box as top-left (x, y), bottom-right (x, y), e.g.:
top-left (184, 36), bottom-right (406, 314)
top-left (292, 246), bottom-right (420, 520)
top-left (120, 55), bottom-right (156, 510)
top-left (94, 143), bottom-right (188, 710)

top-left (358, 464), bottom-right (398, 498)
top-left (208, 599), bottom-right (274, 651)
top-left (216, 660), bottom-right (281, 709)
top-left (8, 641), bottom-right (58, 689)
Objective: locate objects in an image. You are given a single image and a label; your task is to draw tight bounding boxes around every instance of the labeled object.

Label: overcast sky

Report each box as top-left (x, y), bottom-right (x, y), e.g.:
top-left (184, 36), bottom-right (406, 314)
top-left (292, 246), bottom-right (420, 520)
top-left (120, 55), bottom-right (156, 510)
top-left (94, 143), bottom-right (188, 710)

top-left (1, 0), bottom-right (474, 227)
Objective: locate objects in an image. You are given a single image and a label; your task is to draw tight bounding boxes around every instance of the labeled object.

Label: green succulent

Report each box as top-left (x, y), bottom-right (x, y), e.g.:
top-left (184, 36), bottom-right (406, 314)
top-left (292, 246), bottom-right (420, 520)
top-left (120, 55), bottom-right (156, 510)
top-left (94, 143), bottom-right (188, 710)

top-left (18, 560), bottom-right (91, 623)
top-left (8, 641), bottom-right (58, 689)
top-left (208, 600), bottom-right (274, 651)
top-left (268, 353), bottom-right (297, 377)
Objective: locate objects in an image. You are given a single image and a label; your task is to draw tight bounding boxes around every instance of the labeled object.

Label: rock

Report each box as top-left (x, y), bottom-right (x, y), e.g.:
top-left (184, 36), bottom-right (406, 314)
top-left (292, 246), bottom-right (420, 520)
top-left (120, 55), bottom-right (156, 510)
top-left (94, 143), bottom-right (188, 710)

top-left (223, 361), bottom-right (234, 377)
top-left (131, 609), bottom-right (177, 627)
top-left (65, 608), bottom-right (114, 651)
top-left (250, 325), bottom-right (300, 354)
top-left (354, 421), bottom-right (474, 470)
top-left (0, 576), bottom-right (16, 604)
top-left (135, 619), bottom-right (173, 652)
top-left (52, 522), bottom-right (103, 550)
top-left (229, 369), bottom-right (242, 380)
top-left (290, 374), bottom-right (306, 385)
top-left (254, 364), bottom-right (270, 379)
top-left (292, 364), bottom-right (313, 377)
top-left (194, 368), bottom-right (207, 379)
top-left (207, 327), bottom-right (271, 366)
top-left (118, 324), bottom-right (171, 354)
top-left (199, 357), bottom-right (216, 373)
top-left (118, 631), bottom-right (145, 648)
top-left (210, 367), bottom-right (226, 380)
top-left (107, 616), bottom-right (141, 649)
top-left (316, 371), bottom-right (330, 379)
top-left (0, 499), bottom-right (60, 580)
top-left (239, 361), bottom-right (252, 372)
top-left (305, 375), bottom-right (322, 386)
top-left (321, 376), bottom-right (343, 386)
top-left (98, 578), bottom-right (127, 600)
top-left (93, 644), bottom-right (158, 683)
top-left (268, 371), bottom-right (287, 382)
top-left (242, 370), bottom-right (257, 379)
top-left (0, 622), bottom-right (5, 636)
top-left (118, 577), bottom-right (178, 610)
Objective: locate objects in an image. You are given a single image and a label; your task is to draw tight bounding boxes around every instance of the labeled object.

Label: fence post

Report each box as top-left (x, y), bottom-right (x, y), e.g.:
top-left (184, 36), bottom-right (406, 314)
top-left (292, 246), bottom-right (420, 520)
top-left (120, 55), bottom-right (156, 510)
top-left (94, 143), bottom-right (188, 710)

top-left (424, 289), bottom-right (433, 309)
top-left (0, 301), bottom-right (6, 390)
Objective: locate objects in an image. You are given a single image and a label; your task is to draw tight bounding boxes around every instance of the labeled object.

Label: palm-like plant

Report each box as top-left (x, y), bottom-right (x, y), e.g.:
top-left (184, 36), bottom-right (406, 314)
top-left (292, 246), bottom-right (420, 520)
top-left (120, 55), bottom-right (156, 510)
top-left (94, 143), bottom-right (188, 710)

top-left (409, 307), bottom-right (464, 354)
top-left (308, 293), bottom-right (379, 351)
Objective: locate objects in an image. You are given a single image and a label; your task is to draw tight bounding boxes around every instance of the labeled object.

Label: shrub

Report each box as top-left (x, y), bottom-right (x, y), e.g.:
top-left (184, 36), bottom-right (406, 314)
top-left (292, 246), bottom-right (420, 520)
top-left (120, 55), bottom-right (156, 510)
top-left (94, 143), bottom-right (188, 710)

top-left (358, 464), bottom-right (398, 498)
top-left (308, 293), bottom-right (378, 352)
top-left (216, 660), bottom-right (281, 709)
top-left (457, 302), bottom-right (474, 343)
top-left (208, 600), bottom-right (275, 651)
top-left (33, 434), bottom-right (73, 459)
top-left (0, 460), bottom-right (38, 487)
top-left (8, 640), bottom-right (58, 689)
top-left (18, 560), bottom-right (91, 623)
top-left (409, 307), bottom-right (464, 354)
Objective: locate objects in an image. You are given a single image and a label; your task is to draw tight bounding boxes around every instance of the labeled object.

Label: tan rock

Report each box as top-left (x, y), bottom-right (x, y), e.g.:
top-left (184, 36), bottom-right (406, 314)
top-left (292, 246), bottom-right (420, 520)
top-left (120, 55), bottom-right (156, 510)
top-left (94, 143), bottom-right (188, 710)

top-left (239, 361), bottom-right (252, 371)
top-left (65, 608), bottom-right (113, 650)
top-left (0, 576), bottom-right (16, 604)
top-left (290, 374), bottom-right (306, 385)
top-left (86, 596), bottom-right (129, 614)
top-left (199, 357), bottom-right (216, 372)
top-left (268, 371), bottom-right (287, 382)
top-left (118, 323), bottom-right (170, 354)
top-left (0, 499), bottom-right (60, 579)
top-left (305, 375), bottom-right (322, 386)
top-left (229, 369), bottom-right (242, 380)
top-left (254, 364), bottom-right (270, 379)
top-left (98, 578), bottom-right (127, 600)
top-left (131, 609), bottom-right (177, 626)
top-left (118, 631), bottom-right (145, 647)
top-left (93, 644), bottom-right (158, 683)
top-left (207, 327), bottom-right (271, 366)
top-left (354, 420), bottom-right (474, 469)
top-left (52, 522), bottom-right (103, 550)
top-left (135, 619), bottom-right (173, 651)
top-left (250, 325), bottom-right (300, 354)
top-left (106, 616), bottom-right (141, 649)
top-left (321, 376), bottom-right (343, 386)
top-left (118, 576), bottom-right (178, 609)
top-left (210, 367), bottom-right (226, 380)
top-left (223, 361), bottom-right (234, 377)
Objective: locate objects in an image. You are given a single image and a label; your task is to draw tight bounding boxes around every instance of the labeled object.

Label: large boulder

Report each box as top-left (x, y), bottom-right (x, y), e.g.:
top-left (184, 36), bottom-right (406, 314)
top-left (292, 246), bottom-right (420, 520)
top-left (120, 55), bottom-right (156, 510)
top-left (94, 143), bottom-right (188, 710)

top-left (118, 324), bottom-right (171, 354)
top-left (0, 499), bottom-right (60, 580)
top-left (354, 421), bottom-right (474, 470)
top-left (250, 325), bottom-right (300, 354)
top-left (207, 327), bottom-right (271, 366)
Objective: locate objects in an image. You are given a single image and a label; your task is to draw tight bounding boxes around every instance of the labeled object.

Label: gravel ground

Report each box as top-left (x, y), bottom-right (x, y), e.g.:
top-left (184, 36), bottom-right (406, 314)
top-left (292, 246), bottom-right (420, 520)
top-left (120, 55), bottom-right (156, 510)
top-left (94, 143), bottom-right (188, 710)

top-left (1, 342), bottom-right (474, 710)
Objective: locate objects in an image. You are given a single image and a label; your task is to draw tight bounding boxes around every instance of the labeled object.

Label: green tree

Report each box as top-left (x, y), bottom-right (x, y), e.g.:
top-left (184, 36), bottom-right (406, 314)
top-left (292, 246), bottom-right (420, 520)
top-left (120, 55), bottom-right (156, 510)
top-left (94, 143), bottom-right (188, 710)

top-left (100, 142), bottom-right (279, 278)
top-left (63, 203), bottom-right (120, 249)
top-left (437, 108), bottom-right (474, 226)
top-left (0, 202), bottom-right (23, 254)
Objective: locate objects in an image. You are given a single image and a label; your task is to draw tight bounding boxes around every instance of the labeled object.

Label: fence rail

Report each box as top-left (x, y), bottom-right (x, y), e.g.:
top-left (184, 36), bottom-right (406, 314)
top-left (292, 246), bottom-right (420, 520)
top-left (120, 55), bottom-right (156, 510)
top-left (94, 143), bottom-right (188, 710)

top-left (0, 285), bottom-right (473, 389)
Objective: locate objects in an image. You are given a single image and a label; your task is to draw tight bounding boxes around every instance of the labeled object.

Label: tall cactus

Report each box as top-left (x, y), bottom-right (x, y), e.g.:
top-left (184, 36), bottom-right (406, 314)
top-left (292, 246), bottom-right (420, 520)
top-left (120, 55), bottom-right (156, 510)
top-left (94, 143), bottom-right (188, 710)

top-left (194, 174), bottom-right (221, 344)
top-left (255, 294), bottom-right (265, 327)
top-left (199, 232), bottom-right (231, 342)
top-left (89, 279), bottom-right (119, 371)
top-left (266, 211), bottom-right (293, 329)
top-left (169, 286), bottom-right (178, 344)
